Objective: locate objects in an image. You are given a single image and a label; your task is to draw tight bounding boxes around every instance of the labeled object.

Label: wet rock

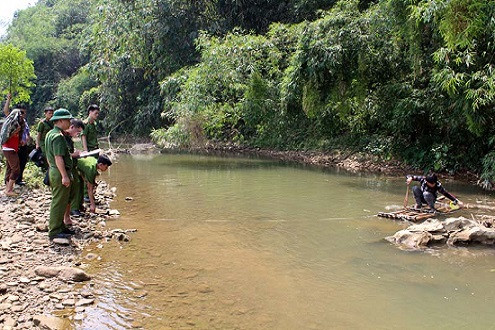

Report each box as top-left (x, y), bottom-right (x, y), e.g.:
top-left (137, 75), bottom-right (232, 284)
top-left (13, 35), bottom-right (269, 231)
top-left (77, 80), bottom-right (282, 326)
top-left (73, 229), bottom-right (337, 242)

top-left (85, 253), bottom-right (98, 261)
top-left (407, 219), bottom-right (445, 233)
top-left (108, 209), bottom-right (120, 216)
top-left (385, 230), bottom-right (432, 249)
top-left (443, 217), bottom-right (478, 232)
top-left (34, 266), bottom-right (91, 282)
top-left (115, 233), bottom-right (130, 242)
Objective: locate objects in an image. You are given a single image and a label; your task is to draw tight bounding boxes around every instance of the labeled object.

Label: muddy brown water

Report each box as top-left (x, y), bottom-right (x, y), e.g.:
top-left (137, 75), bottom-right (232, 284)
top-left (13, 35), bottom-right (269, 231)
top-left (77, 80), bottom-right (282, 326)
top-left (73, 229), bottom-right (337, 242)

top-left (78, 153), bottom-right (495, 329)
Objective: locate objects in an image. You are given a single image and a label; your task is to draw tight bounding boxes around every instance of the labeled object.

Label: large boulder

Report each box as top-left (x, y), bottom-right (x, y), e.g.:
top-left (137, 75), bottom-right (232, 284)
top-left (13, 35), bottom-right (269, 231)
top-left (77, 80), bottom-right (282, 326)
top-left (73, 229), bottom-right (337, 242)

top-left (443, 217), bottom-right (478, 232)
top-left (407, 219), bottom-right (445, 233)
top-left (386, 230), bottom-right (433, 249)
top-left (448, 226), bottom-right (495, 245)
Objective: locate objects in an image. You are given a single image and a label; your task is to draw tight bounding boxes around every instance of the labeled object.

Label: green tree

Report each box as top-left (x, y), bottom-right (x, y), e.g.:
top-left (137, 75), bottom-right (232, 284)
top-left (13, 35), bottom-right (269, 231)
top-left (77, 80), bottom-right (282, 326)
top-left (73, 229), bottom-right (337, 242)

top-left (0, 43), bottom-right (36, 104)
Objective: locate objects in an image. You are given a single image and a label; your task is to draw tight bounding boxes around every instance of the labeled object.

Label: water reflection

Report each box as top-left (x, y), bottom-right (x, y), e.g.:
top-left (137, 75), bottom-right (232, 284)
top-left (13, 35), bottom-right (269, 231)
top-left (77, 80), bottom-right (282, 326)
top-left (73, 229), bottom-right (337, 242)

top-left (78, 154), bottom-right (495, 329)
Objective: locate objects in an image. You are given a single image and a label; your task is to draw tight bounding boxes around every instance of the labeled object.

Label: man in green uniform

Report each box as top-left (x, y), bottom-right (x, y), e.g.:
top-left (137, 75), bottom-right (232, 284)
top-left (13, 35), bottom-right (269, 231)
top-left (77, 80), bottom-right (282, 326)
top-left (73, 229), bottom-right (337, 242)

top-left (63, 119), bottom-right (85, 218)
top-left (77, 154), bottom-right (112, 213)
top-left (36, 107), bottom-right (54, 170)
top-left (81, 104), bottom-right (100, 152)
top-left (45, 109), bottom-right (74, 239)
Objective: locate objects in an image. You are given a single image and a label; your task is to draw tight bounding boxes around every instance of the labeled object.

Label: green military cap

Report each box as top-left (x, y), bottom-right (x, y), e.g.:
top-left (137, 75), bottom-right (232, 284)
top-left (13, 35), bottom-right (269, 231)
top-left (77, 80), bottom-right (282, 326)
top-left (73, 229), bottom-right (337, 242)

top-left (50, 108), bottom-right (73, 121)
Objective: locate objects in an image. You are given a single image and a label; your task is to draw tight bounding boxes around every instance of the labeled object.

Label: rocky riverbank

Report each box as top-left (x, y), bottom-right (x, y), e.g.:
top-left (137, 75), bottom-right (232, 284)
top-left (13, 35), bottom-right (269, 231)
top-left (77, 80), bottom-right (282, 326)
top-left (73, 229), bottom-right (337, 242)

top-left (0, 182), bottom-right (135, 329)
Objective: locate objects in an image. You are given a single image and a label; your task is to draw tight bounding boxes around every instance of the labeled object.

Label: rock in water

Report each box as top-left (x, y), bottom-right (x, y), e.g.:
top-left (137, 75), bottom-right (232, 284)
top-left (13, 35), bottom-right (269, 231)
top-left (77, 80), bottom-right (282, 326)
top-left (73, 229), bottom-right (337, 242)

top-left (386, 230), bottom-right (432, 249)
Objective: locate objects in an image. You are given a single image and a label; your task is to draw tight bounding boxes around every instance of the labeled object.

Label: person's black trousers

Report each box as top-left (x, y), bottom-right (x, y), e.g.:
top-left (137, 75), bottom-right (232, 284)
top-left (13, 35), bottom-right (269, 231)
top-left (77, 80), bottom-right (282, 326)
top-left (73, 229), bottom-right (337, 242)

top-left (17, 145), bottom-right (30, 183)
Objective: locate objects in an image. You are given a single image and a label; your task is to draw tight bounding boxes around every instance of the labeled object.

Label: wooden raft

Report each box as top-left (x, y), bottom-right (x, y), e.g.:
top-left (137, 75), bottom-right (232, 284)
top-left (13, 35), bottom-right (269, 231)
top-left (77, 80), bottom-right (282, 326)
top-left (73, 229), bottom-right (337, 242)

top-left (377, 200), bottom-right (458, 222)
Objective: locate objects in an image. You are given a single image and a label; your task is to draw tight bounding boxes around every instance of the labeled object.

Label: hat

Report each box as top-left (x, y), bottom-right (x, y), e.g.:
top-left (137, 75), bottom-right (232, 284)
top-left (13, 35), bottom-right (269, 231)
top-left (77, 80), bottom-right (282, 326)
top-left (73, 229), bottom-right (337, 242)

top-left (50, 109), bottom-right (73, 121)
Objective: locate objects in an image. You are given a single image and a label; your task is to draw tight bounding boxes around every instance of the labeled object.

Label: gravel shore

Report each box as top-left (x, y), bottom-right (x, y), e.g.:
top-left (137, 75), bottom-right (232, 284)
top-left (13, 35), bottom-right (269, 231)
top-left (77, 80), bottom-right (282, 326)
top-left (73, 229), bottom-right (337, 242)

top-left (0, 181), bottom-right (135, 329)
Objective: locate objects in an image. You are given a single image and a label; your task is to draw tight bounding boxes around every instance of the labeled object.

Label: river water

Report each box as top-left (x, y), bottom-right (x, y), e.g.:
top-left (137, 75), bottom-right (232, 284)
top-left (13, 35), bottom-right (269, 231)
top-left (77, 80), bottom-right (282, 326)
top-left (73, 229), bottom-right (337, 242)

top-left (78, 153), bottom-right (495, 329)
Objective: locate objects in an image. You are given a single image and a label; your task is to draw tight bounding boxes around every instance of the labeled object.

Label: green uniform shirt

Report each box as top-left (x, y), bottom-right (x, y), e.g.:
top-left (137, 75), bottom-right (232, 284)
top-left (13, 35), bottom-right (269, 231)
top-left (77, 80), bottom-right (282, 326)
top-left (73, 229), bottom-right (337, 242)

top-left (77, 157), bottom-right (98, 184)
top-left (82, 118), bottom-right (98, 151)
top-left (45, 126), bottom-right (72, 171)
top-left (37, 119), bottom-right (54, 153)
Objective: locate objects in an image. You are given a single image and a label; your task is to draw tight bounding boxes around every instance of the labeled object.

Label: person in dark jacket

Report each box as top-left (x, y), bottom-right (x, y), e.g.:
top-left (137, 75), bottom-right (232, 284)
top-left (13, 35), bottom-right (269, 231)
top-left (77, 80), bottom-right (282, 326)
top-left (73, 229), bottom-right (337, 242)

top-left (406, 173), bottom-right (463, 211)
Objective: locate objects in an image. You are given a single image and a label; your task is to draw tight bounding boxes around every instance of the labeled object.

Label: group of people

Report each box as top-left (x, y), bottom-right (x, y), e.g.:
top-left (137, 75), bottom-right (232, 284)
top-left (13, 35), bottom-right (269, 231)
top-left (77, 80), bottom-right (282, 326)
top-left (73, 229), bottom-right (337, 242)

top-left (1, 94), bottom-right (113, 240)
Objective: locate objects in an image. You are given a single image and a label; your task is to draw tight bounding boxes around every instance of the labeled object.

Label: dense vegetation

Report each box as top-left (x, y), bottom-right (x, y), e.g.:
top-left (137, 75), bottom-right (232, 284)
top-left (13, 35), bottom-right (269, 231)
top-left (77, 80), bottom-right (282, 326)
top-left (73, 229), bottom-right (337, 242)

top-left (2, 0), bottom-right (495, 183)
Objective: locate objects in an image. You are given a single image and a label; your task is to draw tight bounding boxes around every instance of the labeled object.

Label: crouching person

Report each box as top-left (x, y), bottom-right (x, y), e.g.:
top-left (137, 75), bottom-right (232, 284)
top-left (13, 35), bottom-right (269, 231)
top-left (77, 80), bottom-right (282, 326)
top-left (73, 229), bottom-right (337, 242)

top-left (77, 154), bottom-right (112, 213)
top-left (45, 109), bottom-right (74, 240)
top-left (406, 173), bottom-right (463, 212)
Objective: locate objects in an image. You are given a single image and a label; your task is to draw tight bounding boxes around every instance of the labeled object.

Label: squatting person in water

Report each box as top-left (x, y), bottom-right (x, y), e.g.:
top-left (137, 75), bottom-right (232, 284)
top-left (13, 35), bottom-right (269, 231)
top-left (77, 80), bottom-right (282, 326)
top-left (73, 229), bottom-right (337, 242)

top-left (406, 173), bottom-right (463, 212)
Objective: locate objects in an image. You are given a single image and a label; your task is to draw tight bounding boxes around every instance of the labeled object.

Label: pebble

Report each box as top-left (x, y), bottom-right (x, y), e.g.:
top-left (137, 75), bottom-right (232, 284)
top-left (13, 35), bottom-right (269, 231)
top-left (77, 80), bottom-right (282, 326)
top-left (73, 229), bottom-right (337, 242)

top-left (52, 238), bottom-right (71, 245)
top-left (75, 298), bottom-right (95, 307)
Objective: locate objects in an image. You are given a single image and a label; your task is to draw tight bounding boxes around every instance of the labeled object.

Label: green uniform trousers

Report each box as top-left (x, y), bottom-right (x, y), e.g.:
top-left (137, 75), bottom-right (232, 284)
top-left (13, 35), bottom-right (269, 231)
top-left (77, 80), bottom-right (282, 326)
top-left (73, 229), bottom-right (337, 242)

top-left (70, 165), bottom-right (84, 212)
top-left (48, 168), bottom-right (73, 238)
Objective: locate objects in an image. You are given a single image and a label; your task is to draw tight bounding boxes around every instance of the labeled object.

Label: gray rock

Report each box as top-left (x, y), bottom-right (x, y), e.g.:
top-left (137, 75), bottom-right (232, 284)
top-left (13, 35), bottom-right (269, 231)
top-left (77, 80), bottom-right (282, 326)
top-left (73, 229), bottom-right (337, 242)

top-left (443, 217), bottom-right (478, 232)
top-left (407, 219), bottom-right (445, 233)
top-left (386, 230), bottom-right (432, 249)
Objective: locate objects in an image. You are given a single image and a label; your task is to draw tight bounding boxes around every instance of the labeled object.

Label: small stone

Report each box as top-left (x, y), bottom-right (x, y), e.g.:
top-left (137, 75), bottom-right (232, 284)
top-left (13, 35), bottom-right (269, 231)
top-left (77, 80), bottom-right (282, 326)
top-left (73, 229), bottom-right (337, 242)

top-left (33, 315), bottom-right (69, 329)
top-left (75, 306), bottom-right (85, 313)
top-left (19, 277), bottom-right (30, 284)
top-left (74, 313), bottom-right (85, 321)
top-left (0, 283), bottom-right (8, 294)
top-left (35, 224), bottom-right (49, 232)
top-left (80, 291), bottom-right (93, 298)
top-left (7, 295), bottom-right (19, 302)
top-left (108, 209), bottom-right (120, 216)
top-left (0, 303), bottom-right (12, 310)
top-left (125, 197), bottom-right (133, 201)
top-left (3, 316), bottom-right (16, 327)
top-left (52, 238), bottom-right (70, 245)
top-left (85, 253), bottom-right (98, 261)
top-left (0, 258), bottom-right (11, 264)
top-left (62, 299), bottom-right (75, 306)
top-left (11, 304), bottom-right (25, 312)
top-left (75, 298), bottom-right (94, 307)
top-left (131, 321), bottom-right (144, 328)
